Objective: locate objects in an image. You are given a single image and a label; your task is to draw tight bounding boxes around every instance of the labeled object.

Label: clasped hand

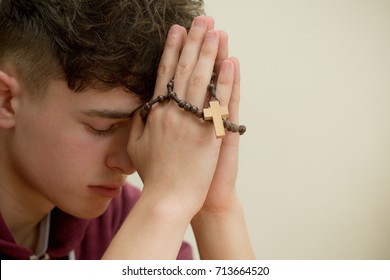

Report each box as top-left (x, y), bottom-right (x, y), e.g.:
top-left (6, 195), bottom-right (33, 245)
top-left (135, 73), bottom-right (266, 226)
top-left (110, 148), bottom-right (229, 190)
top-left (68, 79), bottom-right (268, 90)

top-left (128, 16), bottom-right (241, 220)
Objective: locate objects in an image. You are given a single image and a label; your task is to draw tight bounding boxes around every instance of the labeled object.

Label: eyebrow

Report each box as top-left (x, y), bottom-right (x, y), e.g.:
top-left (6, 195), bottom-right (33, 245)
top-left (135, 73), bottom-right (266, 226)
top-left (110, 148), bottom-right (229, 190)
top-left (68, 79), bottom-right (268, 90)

top-left (83, 109), bottom-right (136, 119)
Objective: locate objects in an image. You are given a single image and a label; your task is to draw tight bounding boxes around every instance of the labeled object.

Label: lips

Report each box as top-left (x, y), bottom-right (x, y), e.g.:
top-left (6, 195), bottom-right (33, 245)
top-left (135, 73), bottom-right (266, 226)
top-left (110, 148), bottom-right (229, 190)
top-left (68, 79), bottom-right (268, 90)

top-left (88, 185), bottom-right (123, 198)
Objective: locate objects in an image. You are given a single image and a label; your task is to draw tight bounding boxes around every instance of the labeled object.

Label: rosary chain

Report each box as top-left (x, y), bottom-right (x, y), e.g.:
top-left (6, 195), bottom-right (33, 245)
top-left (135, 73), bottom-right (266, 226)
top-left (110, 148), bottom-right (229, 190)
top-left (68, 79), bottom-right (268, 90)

top-left (140, 78), bottom-right (246, 135)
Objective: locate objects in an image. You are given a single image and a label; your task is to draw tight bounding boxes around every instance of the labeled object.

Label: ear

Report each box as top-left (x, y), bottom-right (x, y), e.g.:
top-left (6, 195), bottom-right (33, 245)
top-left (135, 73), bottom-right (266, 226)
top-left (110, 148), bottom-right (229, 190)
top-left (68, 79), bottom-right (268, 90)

top-left (0, 71), bottom-right (20, 129)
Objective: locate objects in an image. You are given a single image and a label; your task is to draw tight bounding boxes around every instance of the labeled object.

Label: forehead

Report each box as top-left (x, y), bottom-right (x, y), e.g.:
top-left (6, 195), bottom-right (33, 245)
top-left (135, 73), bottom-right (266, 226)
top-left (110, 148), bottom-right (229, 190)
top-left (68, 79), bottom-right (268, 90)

top-left (39, 78), bottom-right (142, 113)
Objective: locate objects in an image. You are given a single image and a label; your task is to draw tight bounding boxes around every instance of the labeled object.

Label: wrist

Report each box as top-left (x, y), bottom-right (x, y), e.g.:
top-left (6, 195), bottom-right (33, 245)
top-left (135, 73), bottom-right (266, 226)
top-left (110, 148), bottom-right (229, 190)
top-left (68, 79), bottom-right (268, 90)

top-left (139, 184), bottom-right (200, 223)
top-left (191, 196), bottom-right (255, 259)
top-left (192, 194), bottom-right (242, 225)
top-left (103, 187), bottom-right (193, 259)
top-left (198, 190), bottom-right (240, 214)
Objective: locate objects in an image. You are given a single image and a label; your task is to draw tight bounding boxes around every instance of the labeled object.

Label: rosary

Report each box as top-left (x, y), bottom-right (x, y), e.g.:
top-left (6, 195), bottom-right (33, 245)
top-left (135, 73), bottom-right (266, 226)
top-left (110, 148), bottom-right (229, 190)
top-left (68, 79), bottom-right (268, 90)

top-left (140, 74), bottom-right (246, 139)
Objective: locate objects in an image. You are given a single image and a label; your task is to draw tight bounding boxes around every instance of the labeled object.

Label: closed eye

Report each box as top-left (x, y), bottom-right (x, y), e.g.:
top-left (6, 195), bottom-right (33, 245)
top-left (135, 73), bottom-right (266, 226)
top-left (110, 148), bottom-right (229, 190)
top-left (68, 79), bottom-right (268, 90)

top-left (88, 124), bottom-right (118, 137)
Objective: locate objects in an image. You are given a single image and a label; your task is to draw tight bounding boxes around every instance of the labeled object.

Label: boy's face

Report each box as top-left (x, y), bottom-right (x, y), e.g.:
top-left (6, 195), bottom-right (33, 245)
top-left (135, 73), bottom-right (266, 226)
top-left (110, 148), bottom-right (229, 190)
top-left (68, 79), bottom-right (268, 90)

top-left (10, 79), bottom-right (141, 218)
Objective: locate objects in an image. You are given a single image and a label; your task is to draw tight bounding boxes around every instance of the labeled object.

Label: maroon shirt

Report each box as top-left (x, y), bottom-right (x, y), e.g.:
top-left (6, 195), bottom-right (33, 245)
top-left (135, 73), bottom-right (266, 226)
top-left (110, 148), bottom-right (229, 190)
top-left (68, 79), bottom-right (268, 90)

top-left (0, 183), bottom-right (192, 259)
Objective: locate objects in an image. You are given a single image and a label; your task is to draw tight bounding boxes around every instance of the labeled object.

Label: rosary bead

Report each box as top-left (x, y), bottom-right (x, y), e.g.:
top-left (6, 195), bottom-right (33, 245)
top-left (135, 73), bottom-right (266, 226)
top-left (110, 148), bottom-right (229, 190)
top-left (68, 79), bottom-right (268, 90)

top-left (224, 121), bottom-right (231, 131)
top-left (139, 76), bottom-right (246, 136)
top-left (178, 100), bottom-right (186, 108)
top-left (149, 99), bottom-right (158, 106)
top-left (184, 103), bottom-right (192, 111)
top-left (190, 106), bottom-right (198, 114)
top-left (168, 91), bottom-right (176, 99)
top-left (167, 81), bottom-right (174, 92)
top-left (144, 103), bottom-right (151, 112)
top-left (208, 84), bottom-right (216, 99)
top-left (231, 124), bottom-right (239, 133)
top-left (223, 120), bottom-right (241, 134)
top-left (157, 95), bottom-right (165, 103)
top-left (196, 109), bottom-right (203, 118)
top-left (238, 125), bottom-right (246, 135)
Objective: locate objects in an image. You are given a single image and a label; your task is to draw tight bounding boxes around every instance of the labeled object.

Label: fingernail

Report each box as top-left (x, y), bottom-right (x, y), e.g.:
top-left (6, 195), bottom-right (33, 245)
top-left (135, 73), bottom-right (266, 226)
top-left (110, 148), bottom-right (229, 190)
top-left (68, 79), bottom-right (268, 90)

top-left (206, 30), bottom-right (217, 41)
top-left (221, 60), bottom-right (233, 72)
top-left (169, 25), bottom-right (180, 35)
top-left (193, 16), bottom-right (206, 27)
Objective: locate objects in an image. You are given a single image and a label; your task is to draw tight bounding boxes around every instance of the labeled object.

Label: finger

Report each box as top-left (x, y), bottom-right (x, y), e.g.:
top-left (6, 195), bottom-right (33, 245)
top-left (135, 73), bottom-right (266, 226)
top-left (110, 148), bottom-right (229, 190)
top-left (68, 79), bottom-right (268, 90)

top-left (206, 16), bottom-right (215, 30)
top-left (173, 16), bottom-right (211, 99)
top-left (214, 59), bottom-right (235, 110)
top-left (153, 16), bottom-right (214, 98)
top-left (187, 30), bottom-right (229, 106)
top-left (227, 57), bottom-right (241, 125)
top-left (153, 24), bottom-right (186, 99)
top-left (214, 30), bottom-right (229, 77)
top-left (185, 29), bottom-right (220, 107)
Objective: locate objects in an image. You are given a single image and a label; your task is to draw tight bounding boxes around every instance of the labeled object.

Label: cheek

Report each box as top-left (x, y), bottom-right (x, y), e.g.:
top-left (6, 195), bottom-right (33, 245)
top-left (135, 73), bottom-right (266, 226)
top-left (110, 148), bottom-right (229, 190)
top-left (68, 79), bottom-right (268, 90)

top-left (11, 112), bottom-right (106, 191)
top-left (10, 115), bottom-right (115, 217)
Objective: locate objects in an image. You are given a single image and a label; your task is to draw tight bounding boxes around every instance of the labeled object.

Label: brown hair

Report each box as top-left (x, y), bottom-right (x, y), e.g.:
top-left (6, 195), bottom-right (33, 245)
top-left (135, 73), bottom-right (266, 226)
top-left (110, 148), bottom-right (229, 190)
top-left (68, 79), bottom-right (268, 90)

top-left (0, 0), bottom-right (204, 101)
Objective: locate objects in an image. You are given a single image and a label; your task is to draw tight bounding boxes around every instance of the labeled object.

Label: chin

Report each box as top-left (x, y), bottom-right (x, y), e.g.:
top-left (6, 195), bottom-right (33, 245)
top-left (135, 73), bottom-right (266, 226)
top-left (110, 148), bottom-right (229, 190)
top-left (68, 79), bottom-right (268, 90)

top-left (63, 200), bottom-right (112, 219)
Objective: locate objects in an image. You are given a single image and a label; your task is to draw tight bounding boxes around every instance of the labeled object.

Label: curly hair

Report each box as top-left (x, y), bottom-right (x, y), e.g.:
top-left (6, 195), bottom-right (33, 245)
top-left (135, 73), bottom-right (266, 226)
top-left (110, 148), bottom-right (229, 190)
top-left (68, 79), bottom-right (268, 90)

top-left (0, 0), bottom-right (204, 101)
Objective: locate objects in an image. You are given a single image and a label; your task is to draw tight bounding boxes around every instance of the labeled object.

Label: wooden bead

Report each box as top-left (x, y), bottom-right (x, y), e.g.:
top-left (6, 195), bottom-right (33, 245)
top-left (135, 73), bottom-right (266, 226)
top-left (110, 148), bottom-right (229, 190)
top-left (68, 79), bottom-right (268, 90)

top-left (238, 125), bottom-right (246, 135)
top-left (167, 80), bottom-right (174, 92)
top-left (196, 109), bottom-right (203, 118)
top-left (208, 84), bottom-right (216, 99)
top-left (144, 103), bottom-right (151, 112)
top-left (190, 106), bottom-right (198, 114)
top-left (178, 100), bottom-right (185, 108)
top-left (223, 119), bottom-right (228, 127)
top-left (184, 103), bottom-right (191, 111)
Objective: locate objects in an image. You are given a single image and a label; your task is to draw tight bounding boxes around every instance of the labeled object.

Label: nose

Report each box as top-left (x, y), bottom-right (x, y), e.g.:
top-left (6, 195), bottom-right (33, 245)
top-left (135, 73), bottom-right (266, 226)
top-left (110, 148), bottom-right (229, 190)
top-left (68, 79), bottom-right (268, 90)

top-left (105, 151), bottom-right (136, 175)
top-left (105, 129), bottom-right (136, 175)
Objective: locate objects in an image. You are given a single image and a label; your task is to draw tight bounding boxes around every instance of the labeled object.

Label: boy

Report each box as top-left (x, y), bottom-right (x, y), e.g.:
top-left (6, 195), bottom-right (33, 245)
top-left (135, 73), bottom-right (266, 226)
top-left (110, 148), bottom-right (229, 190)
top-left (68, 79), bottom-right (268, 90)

top-left (0, 0), bottom-right (254, 259)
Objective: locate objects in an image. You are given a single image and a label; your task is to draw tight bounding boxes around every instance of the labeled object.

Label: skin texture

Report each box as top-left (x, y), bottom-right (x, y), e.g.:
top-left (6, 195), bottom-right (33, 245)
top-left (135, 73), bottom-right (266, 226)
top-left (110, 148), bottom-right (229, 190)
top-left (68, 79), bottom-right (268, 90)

top-left (0, 15), bottom-right (255, 259)
top-left (0, 68), bottom-right (141, 249)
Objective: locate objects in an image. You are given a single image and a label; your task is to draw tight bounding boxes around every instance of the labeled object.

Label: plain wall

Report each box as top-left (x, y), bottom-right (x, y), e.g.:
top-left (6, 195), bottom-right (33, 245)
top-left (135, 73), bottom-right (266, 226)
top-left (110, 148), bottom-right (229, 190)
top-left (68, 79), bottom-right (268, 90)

top-left (129, 0), bottom-right (390, 259)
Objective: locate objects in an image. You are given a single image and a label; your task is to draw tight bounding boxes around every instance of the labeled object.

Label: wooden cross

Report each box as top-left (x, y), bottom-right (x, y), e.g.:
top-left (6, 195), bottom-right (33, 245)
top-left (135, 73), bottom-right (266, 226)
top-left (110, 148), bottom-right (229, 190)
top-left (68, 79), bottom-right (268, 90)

top-left (203, 100), bottom-right (229, 138)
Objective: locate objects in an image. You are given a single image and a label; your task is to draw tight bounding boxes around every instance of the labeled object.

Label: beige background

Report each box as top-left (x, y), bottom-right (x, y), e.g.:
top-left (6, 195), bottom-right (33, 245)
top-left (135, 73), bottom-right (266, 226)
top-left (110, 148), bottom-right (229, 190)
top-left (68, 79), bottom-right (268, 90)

top-left (129, 0), bottom-right (390, 259)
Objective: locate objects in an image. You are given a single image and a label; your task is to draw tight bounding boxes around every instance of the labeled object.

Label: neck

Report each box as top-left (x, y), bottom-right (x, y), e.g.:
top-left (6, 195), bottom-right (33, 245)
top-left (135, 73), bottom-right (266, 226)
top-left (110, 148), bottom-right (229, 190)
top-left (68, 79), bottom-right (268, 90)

top-left (0, 138), bottom-right (53, 251)
top-left (0, 189), bottom-right (49, 252)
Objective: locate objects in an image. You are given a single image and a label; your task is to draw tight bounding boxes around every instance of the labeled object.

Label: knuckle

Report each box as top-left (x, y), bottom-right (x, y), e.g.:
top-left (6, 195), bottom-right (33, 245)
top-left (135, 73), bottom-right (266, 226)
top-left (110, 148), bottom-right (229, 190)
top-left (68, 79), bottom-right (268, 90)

top-left (157, 64), bottom-right (172, 77)
top-left (201, 45), bottom-right (215, 57)
top-left (161, 108), bottom-right (181, 131)
top-left (176, 61), bottom-right (192, 75)
top-left (189, 73), bottom-right (206, 87)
